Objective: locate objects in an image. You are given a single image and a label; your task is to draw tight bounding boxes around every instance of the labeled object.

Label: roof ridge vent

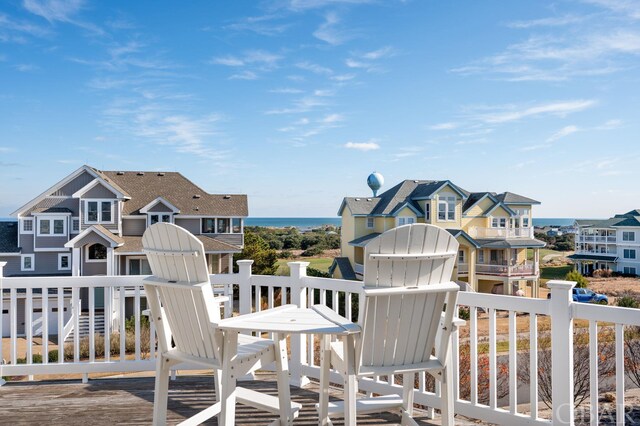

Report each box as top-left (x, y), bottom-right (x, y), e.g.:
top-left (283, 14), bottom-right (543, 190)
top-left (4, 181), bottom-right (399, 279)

top-left (224, 195), bottom-right (231, 199)
top-left (116, 171), bottom-right (124, 175)
top-left (157, 172), bottom-right (165, 176)
top-left (137, 172), bottom-right (144, 176)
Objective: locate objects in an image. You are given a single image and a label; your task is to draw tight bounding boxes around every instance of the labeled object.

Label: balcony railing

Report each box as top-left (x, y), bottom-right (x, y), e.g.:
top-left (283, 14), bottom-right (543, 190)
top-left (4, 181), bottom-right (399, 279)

top-left (1, 261), bottom-right (639, 425)
top-left (577, 235), bottom-right (617, 243)
top-left (574, 249), bottom-right (618, 256)
top-left (476, 261), bottom-right (537, 276)
top-left (468, 226), bottom-right (534, 239)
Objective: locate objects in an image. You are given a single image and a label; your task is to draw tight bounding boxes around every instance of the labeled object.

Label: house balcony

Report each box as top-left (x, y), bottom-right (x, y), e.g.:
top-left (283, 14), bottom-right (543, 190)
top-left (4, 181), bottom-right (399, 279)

top-left (476, 261), bottom-right (537, 277)
top-left (577, 235), bottom-right (617, 243)
top-left (1, 263), bottom-right (639, 425)
top-left (468, 226), bottom-right (534, 239)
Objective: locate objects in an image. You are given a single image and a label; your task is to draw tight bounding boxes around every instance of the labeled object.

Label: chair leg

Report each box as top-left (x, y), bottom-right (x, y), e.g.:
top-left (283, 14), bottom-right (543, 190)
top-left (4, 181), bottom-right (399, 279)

top-left (153, 356), bottom-right (170, 426)
top-left (401, 372), bottom-right (415, 425)
top-left (219, 332), bottom-right (238, 426)
top-left (214, 369), bottom-right (222, 422)
top-left (319, 335), bottom-right (331, 426)
top-left (440, 366), bottom-right (454, 426)
top-left (343, 335), bottom-right (357, 426)
top-left (275, 334), bottom-right (293, 425)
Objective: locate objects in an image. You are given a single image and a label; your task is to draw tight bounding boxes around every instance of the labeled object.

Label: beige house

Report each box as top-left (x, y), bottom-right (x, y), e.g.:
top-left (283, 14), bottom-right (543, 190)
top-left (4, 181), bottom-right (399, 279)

top-left (332, 179), bottom-right (545, 297)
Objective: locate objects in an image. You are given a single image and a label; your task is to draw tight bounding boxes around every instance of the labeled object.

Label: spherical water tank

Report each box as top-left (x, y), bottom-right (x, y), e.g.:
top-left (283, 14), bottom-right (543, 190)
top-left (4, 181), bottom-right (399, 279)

top-left (367, 172), bottom-right (384, 196)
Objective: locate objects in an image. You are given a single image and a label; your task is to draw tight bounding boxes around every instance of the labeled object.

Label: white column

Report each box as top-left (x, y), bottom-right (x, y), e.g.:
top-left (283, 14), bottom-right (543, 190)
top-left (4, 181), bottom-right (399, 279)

top-left (227, 254), bottom-right (233, 274)
top-left (106, 247), bottom-right (114, 275)
top-left (237, 260), bottom-right (253, 315)
top-left (289, 262), bottom-right (310, 387)
top-left (72, 248), bottom-right (81, 276)
top-left (548, 280), bottom-right (575, 425)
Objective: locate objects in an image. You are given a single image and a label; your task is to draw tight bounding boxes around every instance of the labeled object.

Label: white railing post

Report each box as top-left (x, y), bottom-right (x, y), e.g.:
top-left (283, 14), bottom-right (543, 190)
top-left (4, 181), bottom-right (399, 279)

top-left (548, 279), bottom-right (576, 425)
top-left (0, 261), bottom-right (5, 386)
top-left (237, 260), bottom-right (253, 315)
top-left (288, 261), bottom-right (310, 388)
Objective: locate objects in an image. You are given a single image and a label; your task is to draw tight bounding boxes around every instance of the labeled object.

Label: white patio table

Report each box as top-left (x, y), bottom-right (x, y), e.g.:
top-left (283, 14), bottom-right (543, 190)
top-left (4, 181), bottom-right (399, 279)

top-left (218, 304), bottom-right (361, 426)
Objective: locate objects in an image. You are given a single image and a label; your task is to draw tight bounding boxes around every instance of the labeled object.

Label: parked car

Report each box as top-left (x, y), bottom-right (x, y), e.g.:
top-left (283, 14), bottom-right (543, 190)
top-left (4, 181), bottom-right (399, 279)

top-left (547, 288), bottom-right (608, 304)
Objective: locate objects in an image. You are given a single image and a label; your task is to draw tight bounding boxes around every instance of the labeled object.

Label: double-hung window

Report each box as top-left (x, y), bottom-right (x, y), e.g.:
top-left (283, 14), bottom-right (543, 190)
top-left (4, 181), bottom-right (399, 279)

top-left (21, 254), bottom-right (35, 271)
top-left (623, 231), bottom-right (635, 242)
top-left (85, 200), bottom-right (113, 224)
top-left (438, 196), bottom-right (456, 221)
top-left (58, 253), bottom-right (71, 271)
top-left (425, 203), bottom-right (430, 221)
top-left (491, 217), bottom-right (507, 228)
top-left (366, 217), bottom-right (374, 229)
top-left (37, 216), bottom-right (67, 236)
top-left (397, 217), bottom-right (415, 226)
top-left (624, 249), bottom-right (636, 259)
top-left (624, 266), bottom-right (637, 275)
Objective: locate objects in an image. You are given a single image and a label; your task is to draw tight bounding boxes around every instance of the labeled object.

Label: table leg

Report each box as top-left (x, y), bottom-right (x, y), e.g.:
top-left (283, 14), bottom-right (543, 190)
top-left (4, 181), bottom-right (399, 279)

top-left (220, 331), bottom-right (238, 426)
top-left (342, 335), bottom-right (357, 426)
top-left (319, 334), bottom-right (331, 426)
top-left (275, 333), bottom-right (293, 426)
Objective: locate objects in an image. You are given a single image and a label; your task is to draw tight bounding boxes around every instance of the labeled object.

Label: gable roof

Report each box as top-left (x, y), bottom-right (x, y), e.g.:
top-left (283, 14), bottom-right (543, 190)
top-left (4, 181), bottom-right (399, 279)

top-left (139, 197), bottom-right (180, 214)
top-left (65, 225), bottom-right (125, 248)
top-left (463, 192), bottom-right (497, 213)
top-left (446, 229), bottom-right (480, 248)
top-left (101, 170), bottom-right (248, 217)
top-left (576, 210), bottom-right (640, 229)
top-left (0, 221), bottom-right (20, 253)
top-left (329, 257), bottom-right (357, 280)
top-left (495, 191), bottom-right (541, 205)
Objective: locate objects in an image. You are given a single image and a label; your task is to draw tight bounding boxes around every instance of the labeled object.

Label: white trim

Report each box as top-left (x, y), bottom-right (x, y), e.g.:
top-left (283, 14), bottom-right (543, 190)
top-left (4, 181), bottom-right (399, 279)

top-left (146, 212), bottom-right (173, 228)
top-left (122, 215), bottom-right (146, 219)
top-left (85, 243), bottom-right (108, 263)
top-left (58, 253), bottom-right (71, 271)
top-left (0, 253), bottom-right (21, 257)
top-left (175, 214), bottom-right (248, 219)
top-left (20, 218), bottom-right (34, 234)
top-left (72, 178), bottom-right (127, 199)
top-left (125, 256), bottom-right (151, 275)
top-left (71, 217), bottom-right (80, 234)
top-left (65, 225), bottom-right (123, 249)
top-left (437, 195), bottom-right (457, 222)
top-left (36, 216), bottom-right (67, 237)
top-left (11, 165), bottom-right (100, 217)
top-left (33, 248), bottom-right (70, 253)
top-left (21, 254), bottom-right (35, 271)
top-left (139, 197), bottom-right (180, 214)
top-left (83, 199), bottom-right (115, 225)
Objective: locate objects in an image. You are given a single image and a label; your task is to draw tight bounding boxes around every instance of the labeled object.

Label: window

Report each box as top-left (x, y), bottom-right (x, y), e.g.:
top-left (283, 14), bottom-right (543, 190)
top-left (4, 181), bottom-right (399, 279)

top-left (21, 254), bottom-right (35, 271)
top-left (148, 214), bottom-right (171, 226)
top-left (624, 267), bottom-right (637, 275)
top-left (458, 250), bottom-right (465, 263)
top-left (202, 218), bottom-right (215, 233)
top-left (37, 217), bottom-right (66, 236)
top-left (478, 250), bottom-right (484, 263)
top-left (624, 249), bottom-right (636, 259)
top-left (491, 217), bottom-right (507, 228)
top-left (232, 218), bottom-right (242, 233)
top-left (425, 203), bottom-right (430, 221)
top-left (128, 258), bottom-right (152, 275)
top-left (397, 217), bottom-right (415, 226)
top-left (217, 218), bottom-right (230, 233)
top-left (85, 200), bottom-right (113, 224)
top-left (86, 243), bottom-right (107, 262)
top-left (438, 196), bottom-right (456, 221)
top-left (71, 217), bottom-right (80, 233)
top-left (22, 218), bottom-right (33, 233)
top-left (58, 253), bottom-right (70, 271)
top-left (623, 231), bottom-right (635, 242)
top-left (367, 217), bottom-right (374, 229)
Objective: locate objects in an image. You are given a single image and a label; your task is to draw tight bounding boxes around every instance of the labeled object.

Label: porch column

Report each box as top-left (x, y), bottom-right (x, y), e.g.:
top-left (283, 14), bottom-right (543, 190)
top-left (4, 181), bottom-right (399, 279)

top-left (227, 254), bottom-right (233, 274)
top-left (0, 262), bottom-right (5, 386)
top-left (505, 278), bottom-right (513, 295)
top-left (72, 248), bottom-right (81, 276)
top-left (534, 248), bottom-right (540, 275)
top-left (218, 255), bottom-right (222, 274)
top-left (106, 247), bottom-right (114, 275)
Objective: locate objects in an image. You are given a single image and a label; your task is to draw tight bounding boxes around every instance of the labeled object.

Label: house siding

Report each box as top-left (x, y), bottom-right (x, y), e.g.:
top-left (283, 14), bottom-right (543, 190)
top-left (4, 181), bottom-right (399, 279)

top-left (54, 171), bottom-right (95, 196)
top-left (84, 183), bottom-right (117, 199)
top-left (175, 218), bottom-right (200, 234)
top-left (83, 261), bottom-right (106, 276)
top-left (147, 202), bottom-right (172, 213)
top-left (122, 218), bottom-right (146, 236)
top-left (80, 201), bottom-right (120, 233)
top-left (34, 235), bottom-right (69, 251)
top-left (20, 234), bottom-right (34, 252)
top-left (74, 233), bottom-right (112, 248)
top-left (25, 198), bottom-right (79, 217)
top-left (0, 256), bottom-right (23, 277)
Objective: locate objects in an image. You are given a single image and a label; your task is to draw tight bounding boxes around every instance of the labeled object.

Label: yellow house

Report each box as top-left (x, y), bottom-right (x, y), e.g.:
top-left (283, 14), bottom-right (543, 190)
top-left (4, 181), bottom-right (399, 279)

top-left (331, 179), bottom-right (545, 297)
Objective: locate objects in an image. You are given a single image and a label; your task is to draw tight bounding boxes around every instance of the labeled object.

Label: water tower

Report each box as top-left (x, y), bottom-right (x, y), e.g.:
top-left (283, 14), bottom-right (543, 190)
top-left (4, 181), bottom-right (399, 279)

top-left (367, 171), bottom-right (384, 197)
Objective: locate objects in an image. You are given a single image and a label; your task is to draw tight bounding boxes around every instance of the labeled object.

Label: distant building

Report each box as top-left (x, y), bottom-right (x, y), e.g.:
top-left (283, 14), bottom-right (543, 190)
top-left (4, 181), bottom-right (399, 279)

top-left (333, 177), bottom-right (546, 297)
top-left (569, 210), bottom-right (640, 276)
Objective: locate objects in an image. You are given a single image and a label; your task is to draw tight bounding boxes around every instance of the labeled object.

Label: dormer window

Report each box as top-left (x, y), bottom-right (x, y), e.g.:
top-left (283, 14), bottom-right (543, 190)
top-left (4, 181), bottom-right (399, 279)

top-left (438, 196), bottom-right (456, 221)
top-left (148, 213), bottom-right (172, 227)
top-left (85, 200), bottom-right (113, 224)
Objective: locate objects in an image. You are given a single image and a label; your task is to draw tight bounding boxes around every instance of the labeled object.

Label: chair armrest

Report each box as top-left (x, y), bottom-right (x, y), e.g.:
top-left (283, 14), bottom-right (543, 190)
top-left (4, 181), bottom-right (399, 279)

top-left (213, 296), bottom-right (230, 303)
top-left (439, 312), bottom-right (466, 329)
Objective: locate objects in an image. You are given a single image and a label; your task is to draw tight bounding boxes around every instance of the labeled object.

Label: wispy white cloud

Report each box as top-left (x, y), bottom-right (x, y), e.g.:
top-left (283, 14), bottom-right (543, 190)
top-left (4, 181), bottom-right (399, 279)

top-left (229, 70), bottom-right (258, 80)
top-left (392, 146), bottom-right (424, 160)
top-left (596, 119), bottom-right (623, 129)
top-left (429, 122), bottom-right (458, 130)
top-left (320, 113), bottom-right (343, 123)
top-left (269, 87), bottom-right (304, 94)
top-left (23, 0), bottom-right (104, 35)
top-left (313, 11), bottom-right (349, 45)
top-left (345, 46), bottom-right (394, 72)
top-left (211, 50), bottom-right (282, 69)
top-left (506, 15), bottom-right (586, 29)
top-left (283, 0), bottom-right (373, 12)
top-left (0, 13), bottom-right (51, 42)
top-left (344, 140), bottom-right (380, 151)
top-left (296, 61), bottom-right (333, 75)
top-left (547, 125), bottom-right (579, 142)
top-left (224, 14), bottom-right (291, 36)
top-left (331, 73), bottom-right (356, 81)
top-left (14, 63), bottom-right (39, 72)
top-left (473, 100), bottom-right (596, 124)
top-left (362, 46), bottom-right (394, 60)
top-left (265, 96), bottom-right (328, 114)
top-left (585, 0), bottom-right (640, 20)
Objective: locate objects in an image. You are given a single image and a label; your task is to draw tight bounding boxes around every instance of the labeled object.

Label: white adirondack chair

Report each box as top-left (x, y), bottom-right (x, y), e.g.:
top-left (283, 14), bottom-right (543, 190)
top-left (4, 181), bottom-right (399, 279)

top-left (323, 223), bottom-right (460, 425)
top-left (142, 223), bottom-right (300, 426)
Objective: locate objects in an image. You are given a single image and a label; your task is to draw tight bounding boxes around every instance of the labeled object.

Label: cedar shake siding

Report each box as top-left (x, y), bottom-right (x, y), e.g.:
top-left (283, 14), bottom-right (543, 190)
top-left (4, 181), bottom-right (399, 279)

top-left (84, 183), bottom-right (118, 199)
top-left (53, 171), bottom-right (94, 196)
top-left (122, 218), bottom-right (146, 236)
top-left (174, 218), bottom-right (200, 234)
top-left (146, 202), bottom-right (173, 213)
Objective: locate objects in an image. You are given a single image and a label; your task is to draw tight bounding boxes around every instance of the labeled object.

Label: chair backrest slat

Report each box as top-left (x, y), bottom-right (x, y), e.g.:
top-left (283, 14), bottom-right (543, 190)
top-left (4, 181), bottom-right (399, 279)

top-left (357, 224), bottom-right (459, 373)
top-left (142, 223), bottom-right (222, 362)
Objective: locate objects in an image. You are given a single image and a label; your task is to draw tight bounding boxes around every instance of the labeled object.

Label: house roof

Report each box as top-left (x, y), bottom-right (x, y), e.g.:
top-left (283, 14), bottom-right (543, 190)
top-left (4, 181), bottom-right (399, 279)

top-left (495, 192), bottom-right (541, 205)
top-left (32, 207), bottom-right (73, 214)
top-left (0, 221), bottom-right (20, 253)
top-left (348, 233), bottom-right (381, 247)
top-left (328, 257), bottom-right (357, 280)
top-left (100, 170), bottom-right (248, 217)
top-left (475, 238), bottom-right (546, 249)
top-left (65, 225), bottom-right (125, 249)
top-left (446, 229), bottom-right (481, 248)
top-left (576, 210), bottom-right (640, 229)
top-left (567, 253), bottom-right (619, 262)
top-left (114, 234), bottom-right (242, 254)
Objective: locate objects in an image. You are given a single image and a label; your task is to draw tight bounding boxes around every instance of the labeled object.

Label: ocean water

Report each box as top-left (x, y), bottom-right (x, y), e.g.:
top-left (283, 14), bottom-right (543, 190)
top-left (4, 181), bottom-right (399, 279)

top-left (532, 218), bottom-right (578, 227)
top-left (245, 217), bottom-right (341, 229)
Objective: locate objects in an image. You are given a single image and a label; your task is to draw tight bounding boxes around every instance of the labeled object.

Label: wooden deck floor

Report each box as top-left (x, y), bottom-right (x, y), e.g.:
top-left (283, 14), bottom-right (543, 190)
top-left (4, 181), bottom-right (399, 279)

top-left (0, 372), bottom-right (461, 425)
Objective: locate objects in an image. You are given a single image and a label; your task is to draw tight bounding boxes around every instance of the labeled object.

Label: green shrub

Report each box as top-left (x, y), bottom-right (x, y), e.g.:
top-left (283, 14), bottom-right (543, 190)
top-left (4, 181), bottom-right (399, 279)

top-left (458, 307), bottom-right (471, 321)
top-left (301, 246), bottom-right (324, 257)
top-left (565, 269), bottom-right (589, 288)
top-left (278, 250), bottom-right (295, 259)
top-left (618, 294), bottom-right (639, 309)
top-left (307, 267), bottom-right (331, 278)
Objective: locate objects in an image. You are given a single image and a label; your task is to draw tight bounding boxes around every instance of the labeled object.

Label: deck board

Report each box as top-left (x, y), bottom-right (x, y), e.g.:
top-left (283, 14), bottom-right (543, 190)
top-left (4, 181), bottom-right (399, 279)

top-left (0, 372), bottom-right (453, 425)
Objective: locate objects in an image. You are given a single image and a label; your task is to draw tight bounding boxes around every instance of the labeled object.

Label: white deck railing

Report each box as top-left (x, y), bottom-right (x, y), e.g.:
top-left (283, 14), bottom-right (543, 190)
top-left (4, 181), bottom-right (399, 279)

top-left (2, 261), bottom-right (640, 425)
top-left (469, 226), bottom-right (534, 239)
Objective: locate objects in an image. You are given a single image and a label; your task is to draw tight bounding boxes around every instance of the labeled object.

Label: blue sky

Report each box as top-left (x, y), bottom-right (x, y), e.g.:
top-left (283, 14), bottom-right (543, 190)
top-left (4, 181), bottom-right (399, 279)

top-left (1, 0), bottom-right (639, 218)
